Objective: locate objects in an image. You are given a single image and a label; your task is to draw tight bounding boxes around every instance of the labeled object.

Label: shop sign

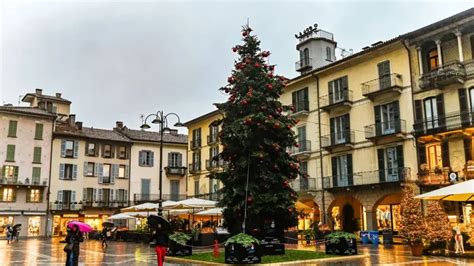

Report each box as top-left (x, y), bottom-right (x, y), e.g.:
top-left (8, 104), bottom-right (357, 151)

top-left (85, 215), bottom-right (99, 218)
top-left (449, 172), bottom-right (458, 183)
top-left (63, 214), bottom-right (79, 218)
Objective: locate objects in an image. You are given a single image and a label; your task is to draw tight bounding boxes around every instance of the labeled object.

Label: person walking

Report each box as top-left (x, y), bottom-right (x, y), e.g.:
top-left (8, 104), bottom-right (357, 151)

top-left (11, 226), bottom-right (17, 242)
top-left (6, 226), bottom-right (13, 244)
top-left (61, 224), bottom-right (84, 266)
top-left (100, 227), bottom-right (109, 249)
top-left (152, 224), bottom-right (169, 266)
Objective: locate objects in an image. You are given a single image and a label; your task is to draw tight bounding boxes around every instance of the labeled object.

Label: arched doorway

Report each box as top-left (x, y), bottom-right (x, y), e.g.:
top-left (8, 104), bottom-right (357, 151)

top-left (373, 193), bottom-right (402, 233)
top-left (328, 196), bottom-right (363, 232)
top-left (342, 204), bottom-right (357, 233)
top-left (295, 200), bottom-right (320, 230)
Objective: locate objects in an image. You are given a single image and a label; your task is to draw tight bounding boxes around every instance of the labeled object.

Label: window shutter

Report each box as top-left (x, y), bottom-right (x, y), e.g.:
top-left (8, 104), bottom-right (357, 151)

top-left (178, 153), bottom-right (183, 167)
top-left (111, 165), bottom-right (117, 184)
top-left (124, 190), bottom-right (128, 204)
top-left (342, 76), bottom-right (348, 92)
top-left (396, 145), bottom-right (405, 180)
top-left (6, 145), bottom-right (15, 161)
top-left (61, 139), bottom-right (66, 158)
top-left (125, 165), bottom-right (129, 178)
top-left (330, 117), bottom-right (335, 145)
top-left (73, 141), bottom-right (79, 158)
top-left (436, 94), bottom-right (446, 130)
top-left (72, 165), bottom-right (77, 180)
top-left (417, 143), bottom-right (427, 166)
top-left (465, 138), bottom-right (472, 162)
top-left (378, 148), bottom-right (385, 182)
top-left (393, 101), bottom-right (401, 132)
top-left (115, 189), bottom-right (119, 201)
top-left (8, 120), bottom-right (17, 137)
top-left (414, 100), bottom-right (423, 133)
top-left (71, 191), bottom-right (76, 207)
top-left (374, 105), bottom-right (381, 136)
top-left (198, 152), bottom-right (201, 170)
top-left (110, 189), bottom-right (114, 202)
top-left (26, 189), bottom-right (31, 202)
top-left (59, 164), bottom-right (65, 179)
top-left (35, 123), bottom-right (43, 140)
top-left (441, 141), bottom-right (450, 168)
top-left (303, 87), bottom-right (309, 111)
top-left (459, 89), bottom-right (470, 127)
top-left (150, 152), bottom-right (154, 167)
top-left (14, 166), bottom-right (19, 178)
top-left (111, 145), bottom-right (115, 158)
top-left (57, 191), bottom-right (63, 210)
top-left (98, 164), bottom-right (104, 183)
top-left (347, 154), bottom-right (353, 186)
top-left (98, 189), bottom-right (103, 203)
top-left (331, 157), bottom-right (338, 187)
top-left (138, 151), bottom-right (143, 166)
top-left (95, 163), bottom-right (99, 177)
top-left (292, 91), bottom-right (297, 110)
top-left (83, 162), bottom-right (88, 176)
top-left (83, 188), bottom-right (87, 201)
top-left (168, 153), bottom-right (172, 167)
top-left (93, 188), bottom-right (98, 202)
top-left (33, 147), bottom-right (42, 163)
top-left (344, 114), bottom-right (351, 142)
top-left (95, 143), bottom-right (100, 156)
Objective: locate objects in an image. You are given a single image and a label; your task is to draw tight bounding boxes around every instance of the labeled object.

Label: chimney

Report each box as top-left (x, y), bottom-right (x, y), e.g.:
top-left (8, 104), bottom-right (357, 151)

top-left (69, 114), bottom-right (76, 127)
top-left (75, 121), bottom-right (83, 130)
top-left (116, 121), bottom-right (124, 129)
top-left (35, 89), bottom-right (43, 95)
top-left (169, 129), bottom-right (178, 135)
top-left (56, 93), bottom-right (62, 98)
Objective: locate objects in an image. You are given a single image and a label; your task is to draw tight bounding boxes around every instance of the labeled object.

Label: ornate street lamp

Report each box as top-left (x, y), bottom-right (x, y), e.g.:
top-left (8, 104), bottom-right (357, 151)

top-left (141, 111), bottom-right (184, 216)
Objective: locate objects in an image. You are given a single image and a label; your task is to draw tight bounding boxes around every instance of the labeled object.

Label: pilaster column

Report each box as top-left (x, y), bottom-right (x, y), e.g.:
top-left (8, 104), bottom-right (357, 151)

top-left (455, 31), bottom-right (464, 62)
top-left (435, 39), bottom-right (443, 67)
top-left (416, 46), bottom-right (423, 75)
top-left (365, 209), bottom-right (377, 231)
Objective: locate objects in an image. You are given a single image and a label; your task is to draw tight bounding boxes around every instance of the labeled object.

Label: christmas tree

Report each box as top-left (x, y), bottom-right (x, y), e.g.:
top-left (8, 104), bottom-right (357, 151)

top-left (213, 26), bottom-right (299, 240)
top-left (399, 186), bottom-right (426, 245)
top-left (425, 201), bottom-right (452, 243)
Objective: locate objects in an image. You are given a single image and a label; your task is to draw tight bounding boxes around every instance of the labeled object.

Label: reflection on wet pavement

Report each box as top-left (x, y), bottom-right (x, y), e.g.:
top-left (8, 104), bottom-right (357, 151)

top-left (0, 238), bottom-right (473, 265)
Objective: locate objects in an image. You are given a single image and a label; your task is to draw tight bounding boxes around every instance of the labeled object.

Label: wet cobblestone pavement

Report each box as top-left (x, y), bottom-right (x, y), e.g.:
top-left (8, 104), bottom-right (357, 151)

top-left (1, 238), bottom-right (474, 265)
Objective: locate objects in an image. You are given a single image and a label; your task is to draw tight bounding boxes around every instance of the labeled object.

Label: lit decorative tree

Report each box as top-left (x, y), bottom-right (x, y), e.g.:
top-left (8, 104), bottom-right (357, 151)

top-left (213, 26), bottom-right (299, 240)
top-left (425, 201), bottom-right (452, 244)
top-left (399, 186), bottom-right (426, 246)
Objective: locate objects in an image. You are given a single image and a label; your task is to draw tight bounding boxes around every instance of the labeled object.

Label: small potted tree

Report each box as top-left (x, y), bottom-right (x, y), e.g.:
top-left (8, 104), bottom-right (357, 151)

top-left (325, 231), bottom-right (358, 255)
top-left (399, 186), bottom-right (426, 256)
top-left (168, 232), bottom-right (192, 256)
top-left (424, 201), bottom-right (452, 255)
top-left (225, 233), bottom-right (261, 264)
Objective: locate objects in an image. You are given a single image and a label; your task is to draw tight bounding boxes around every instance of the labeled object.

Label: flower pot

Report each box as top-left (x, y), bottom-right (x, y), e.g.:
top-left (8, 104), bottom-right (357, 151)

top-left (225, 242), bottom-right (261, 264)
top-left (325, 237), bottom-right (358, 255)
top-left (167, 240), bottom-right (192, 256)
top-left (410, 243), bottom-right (423, 256)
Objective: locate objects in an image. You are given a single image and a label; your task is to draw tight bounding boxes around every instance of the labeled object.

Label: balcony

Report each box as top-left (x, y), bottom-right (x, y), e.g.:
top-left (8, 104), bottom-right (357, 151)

top-left (50, 202), bottom-right (82, 211)
top-left (321, 131), bottom-right (355, 152)
top-left (413, 111), bottom-right (474, 137)
top-left (465, 59), bottom-right (474, 77)
top-left (295, 58), bottom-right (312, 72)
top-left (362, 73), bottom-right (403, 100)
top-left (191, 139), bottom-right (201, 150)
top-left (290, 177), bottom-right (318, 192)
top-left (320, 90), bottom-right (353, 113)
top-left (417, 168), bottom-right (450, 186)
top-left (81, 201), bottom-right (130, 208)
top-left (134, 193), bottom-right (187, 204)
top-left (419, 61), bottom-right (466, 89)
top-left (207, 135), bottom-right (218, 145)
top-left (324, 167), bottom-right (409, 189)
top-left (290, 140), bottom-right (311, 159)
top-left (0, 177), bottom-right (48, 186)
top-left (365, 119), bottom-right (407, 144)
top-left (205, 159), bottom-right (225, 171)
top-left (289, 100), bottom-right (310, 117)
top-left (188, 162), bottom-right (201, 175)
top-left (194, 192), bottom-right (223, 201)
top-left (165, 166), bottom-right (187, 176)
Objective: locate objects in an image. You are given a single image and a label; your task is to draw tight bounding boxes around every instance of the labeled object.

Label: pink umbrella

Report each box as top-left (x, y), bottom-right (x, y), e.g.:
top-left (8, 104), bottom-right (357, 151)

top-left (67, 221), bottom-right (93, 233)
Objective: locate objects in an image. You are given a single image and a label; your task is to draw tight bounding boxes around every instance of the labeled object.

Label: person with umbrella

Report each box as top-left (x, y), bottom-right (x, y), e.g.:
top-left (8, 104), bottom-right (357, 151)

top-left (5, 225), bottom-right (13, 244)
top-left (100, 222), bottom-right (115, 249)
top-left (61, 222), bottom-right (86, 266)
top-left (148, 215), bottom-right (170, 266)
top-left (13, 224), bottom-right (21, 242)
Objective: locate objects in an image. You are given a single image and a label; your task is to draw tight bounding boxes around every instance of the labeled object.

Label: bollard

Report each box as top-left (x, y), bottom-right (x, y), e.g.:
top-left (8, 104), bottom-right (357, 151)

top-left (213, 240), bottom-right (220, 258)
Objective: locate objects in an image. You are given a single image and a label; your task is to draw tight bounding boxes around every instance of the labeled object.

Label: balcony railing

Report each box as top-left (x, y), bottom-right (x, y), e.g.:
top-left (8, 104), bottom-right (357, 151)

top-left (324, 167), bottom-right (410, 188)
top-left (289, 100), bottom-right (310, 116)
top-left (365, 119), bottom-right (407, 139)
top-left (191, 139), bottom-right (201, 149)
top-left (419, 60), bottom-right (466, 89)
top-left (290, 140), bottom-right (311, 156)
top-left (207, 135), bottom-right (218, 145)
top-left (321, 131), bottom-right (355, 149)
top-left (205, 159), bottom-right (225, 171)
top-left (295, 58), bottom-right (312, 72)
top-left (134, 193), bottom-right (187, 203)
top-left (362, 73), bottom-right (403, 98)
top-left (81, 201), bottom-right (130, 208)
top-left (320, 90), bottom-right (353, 111)
top-left (465, 59), bottom-right (474, 77)
top-left (165, 166), bottom-right (187, 176)
top-left (50, 203), bottom-right (82, 211)
top-left (194, 192), bottom-right (223, 201)
top-left (0, 177), bottom-right (48, 186)
top-left (290, 177), bottom-right (318, 191)
top-left (413, 111), bottom-right (474, 136)
top-left (188, 162), bottom-right (201, 174)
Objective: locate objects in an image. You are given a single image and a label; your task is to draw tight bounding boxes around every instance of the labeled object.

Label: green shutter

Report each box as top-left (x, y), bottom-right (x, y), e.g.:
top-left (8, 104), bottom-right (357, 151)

top-left (35, 123), bottom-right (44, 140)
top-left (6, 145), bottom-right (15, 161)
top-left (32, 167), bottom-right (41, 184)
top-left (33, 147), bottom-right (42, 163)
top-left (8, 121), bottom-right (17, 137)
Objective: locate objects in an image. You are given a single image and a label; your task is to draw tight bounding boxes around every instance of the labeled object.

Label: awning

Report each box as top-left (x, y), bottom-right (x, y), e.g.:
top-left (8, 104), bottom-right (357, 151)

top-left (0, 212), bottom-right (22, 215)
top-left (415, 179), bottom-right (474, 201)
top-left (23, 212), bottom-right (47, 216)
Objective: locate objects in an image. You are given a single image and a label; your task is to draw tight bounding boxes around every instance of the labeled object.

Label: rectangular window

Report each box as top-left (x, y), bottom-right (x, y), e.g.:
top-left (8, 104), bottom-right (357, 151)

top-left (8, 120), bottom-right (17, 137)
top-left (209, 125), bottom-right (219, 143)
top-left (84, 188), bottom-right (94, 205)
top-left (377, 60), bottom-right (391, 89)
top-left (86, 143), bottom-right (97, 156)
top-left (328, 76), bottom-right (348, 104)
top-left (103, 164), bottom-right (111, 183)
top-left (333, 116), bottom-right (347, 144)
top-left (27, 189), bottom-right (41, 202)
top-left (65, 140), bottom-right (75, 158)
top-left (333, 155), bottom-right (352, 187)
top-left (34, 123), bottom-right (44, 140)
top-left (427, 144), bottom-right (443, 170)
top-left (33, 147), bottom-right (42, 163)
top-left (32, 167), bottom-right (41, 184)
top-left (141, 179), bottom-right (151, 200)
top-left (139, 151), bottom-right (154, 166)
top-left (299, 161), bottom-right (309, 190)
top-left (118, 146), bottom-right (127, 159)
top-left (194, 180), bottom-right (200, 196)
top-left (168, 153), bottom-right (181, 167)
top-left (64, 164), bottom-right (74, 180)
top-left (6, 145), bottom-right (15, 162)
top-left (380, 102), bottom-right (396, 135)
top-left (117, 189), bottom-right (126, 202)
top-left (192, 128), bottom-right (202, 147)
top-left (424, 97), bottom-right (438, 129)
top-left (86, 162), bottom-right (95, 176)
top-left (428, 49), bottom-right (439, 71)
top-left (118, 165), bottom-right (125, 178)
top-left (192, 151), bottom-right (201, 171)
top-left (170, 180), bottom-right (180, 201)
top-left (1, 188), bottom-right (15, 202)
top-left (292, 88), bottom-right (309, 112)
top-left (384, 147), bottom-right (399, 182)
top-left (103, 144), bottom-right (112, 158)
top-left (3, 165), bottom-right (18, 178)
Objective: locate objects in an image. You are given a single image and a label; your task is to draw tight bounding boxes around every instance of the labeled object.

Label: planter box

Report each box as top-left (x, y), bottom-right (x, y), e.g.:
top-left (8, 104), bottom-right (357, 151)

top-left (225, 243), bottom-right (261, 264)
top-left (325, 237), bottom-right (357, 255)
top-left (167, 240), bottom-right (192, 256)
top-left (261, 238), bottom-right (285, 255)
top-left (382, 231), bottom-right (393, 245)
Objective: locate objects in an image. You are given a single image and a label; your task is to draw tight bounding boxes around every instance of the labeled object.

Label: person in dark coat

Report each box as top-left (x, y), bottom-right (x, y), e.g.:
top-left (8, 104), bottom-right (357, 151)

top-left (152, 224), bottom-right (169, 266)
top-left (61, 224), bottom-right (84, 266)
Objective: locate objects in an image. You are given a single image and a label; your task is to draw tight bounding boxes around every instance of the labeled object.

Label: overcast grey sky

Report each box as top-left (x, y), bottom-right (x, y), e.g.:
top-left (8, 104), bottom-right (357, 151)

top-left (1, 0), bottom-right (472, 132)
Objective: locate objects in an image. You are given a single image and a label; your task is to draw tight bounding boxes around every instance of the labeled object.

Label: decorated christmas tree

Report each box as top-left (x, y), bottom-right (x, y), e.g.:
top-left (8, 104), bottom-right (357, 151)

top-left (399, 186), bottom-right (426, 245)
top-left (425, 201), bottom-right (452, 243)
top-left (212, 26), bottom-right (299, 240)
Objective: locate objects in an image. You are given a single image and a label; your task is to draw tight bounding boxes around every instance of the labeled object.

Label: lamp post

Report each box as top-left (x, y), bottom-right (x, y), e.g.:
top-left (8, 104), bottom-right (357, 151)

top-left (141, 111), bottom-right (184, 217)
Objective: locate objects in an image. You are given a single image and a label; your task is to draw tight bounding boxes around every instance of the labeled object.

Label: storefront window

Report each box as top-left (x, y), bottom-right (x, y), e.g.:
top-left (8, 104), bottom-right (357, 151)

top-left (28, 217), bottom-right (41, 236)
top-left (377, 204), bottom-right (401, 231)
top-left (331, 206), bottom-right (341, 230)
top-left (427, 144), bottom-right (443, 170)
top-left (0, 217), bottom-right (14, 236)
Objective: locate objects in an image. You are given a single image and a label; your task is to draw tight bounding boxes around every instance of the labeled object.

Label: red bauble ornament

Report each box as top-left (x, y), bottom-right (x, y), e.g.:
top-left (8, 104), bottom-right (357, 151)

top-left (273, 122), bottom-right (280, 128)
top-left (266, 84), bottom-right (273, 90)
top-left (262, 51), bottom-right (270, 57)
top-left (241, 99), bottom-right (248, 105)
top-left (227, 76), bottom-right (235, 83)
top-left (277, 107), bottom-right (283, 113)
top-left (290, 106), bottom-right (296, 112)
top-left (268, 72), bottom-right (274, 78)
top-left (269, 65), bottom-right (275, 71)
top-left (242, 31), bottom-right (248, 37)
top-left (255, 63), bottom-right (260, 68)
top-left (232, 47), bottom-right (238, 52)
top-left (295, 143), bottom-right (299, 147)
top-left (247, 196), bottom-right (253, 204)
top-left (283, 180), bottom-right (289, 188)
top-left (287, 125), bottom-right (292, 129)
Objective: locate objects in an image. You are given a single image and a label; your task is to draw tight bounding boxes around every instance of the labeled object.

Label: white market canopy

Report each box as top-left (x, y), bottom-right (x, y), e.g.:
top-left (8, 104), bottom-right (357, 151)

top-left (171, 198), bottom-right (217, 209)
top-left (108, 213), bottom-right (134, 220)
top-left (121, 201), bottom-right (176, 212)
top-left (415, 179), bottom-right (474, 201)
top-left (195, 208), bottom-right (223, 216)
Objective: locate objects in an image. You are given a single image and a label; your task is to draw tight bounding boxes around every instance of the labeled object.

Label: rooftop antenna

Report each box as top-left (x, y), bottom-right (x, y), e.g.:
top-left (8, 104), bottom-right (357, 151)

top-left (18, 95), bottom-right (23, 106)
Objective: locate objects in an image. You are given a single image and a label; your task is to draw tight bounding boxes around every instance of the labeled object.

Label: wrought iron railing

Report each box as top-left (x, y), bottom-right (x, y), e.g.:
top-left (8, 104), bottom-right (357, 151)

top-left (0, 177), bottom-right (48, 186)
top-left (419, 60), bottom-right (466, 89)
top-left (323, 167), bottom-right (409, 188)
top-left (188, 162), bottom-right (201, 174)
top-left (365, 119), bottom-right (406, 139)
top-left (290, 140), bottom-right (311, 155)
top-left (295, 58), bottom-right (312, 71)
top-left (362, 73), bottom-right (403, 96)
top-left (133, 193), bottom-right (187, 203)
top-left (413, 111), bottom-right (474, 136)
top-left (321, 131), bottom-right (355, 148)
top-left (165, 166), bottom-right (187, 176)
top-left (191, 139), bottom-right (201, 149)
top-left (207, 135), bottom-right (218, 145)
top-left (320, 90), bottom-right (353, 108)
top-left (290, 177), bottom-right (318, 191)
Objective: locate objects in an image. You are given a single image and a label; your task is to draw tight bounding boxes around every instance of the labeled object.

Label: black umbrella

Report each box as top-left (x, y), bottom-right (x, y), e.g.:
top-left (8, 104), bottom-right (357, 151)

top-left (147, 215), bottom-right (170, 231)
top-left (102, 222), bottom-right (115, 228)
top-left (13, 224), bottom-right (21, 229)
